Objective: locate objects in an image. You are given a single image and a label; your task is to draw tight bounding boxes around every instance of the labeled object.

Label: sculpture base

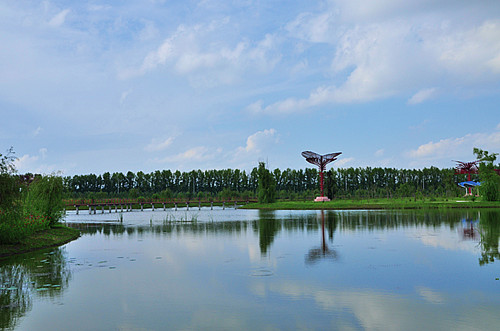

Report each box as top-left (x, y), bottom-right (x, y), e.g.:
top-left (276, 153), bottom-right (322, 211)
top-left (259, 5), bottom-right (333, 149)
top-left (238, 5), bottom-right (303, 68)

top-left (314, 196), bottom-right (331, 202)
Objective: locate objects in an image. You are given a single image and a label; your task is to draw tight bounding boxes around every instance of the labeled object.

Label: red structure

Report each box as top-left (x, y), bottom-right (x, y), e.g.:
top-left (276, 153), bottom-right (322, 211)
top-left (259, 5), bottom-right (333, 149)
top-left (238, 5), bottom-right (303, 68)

top-left (454, 160), bottom-right (479, 195)
top-left (302, 151), bottom-right (342, 201)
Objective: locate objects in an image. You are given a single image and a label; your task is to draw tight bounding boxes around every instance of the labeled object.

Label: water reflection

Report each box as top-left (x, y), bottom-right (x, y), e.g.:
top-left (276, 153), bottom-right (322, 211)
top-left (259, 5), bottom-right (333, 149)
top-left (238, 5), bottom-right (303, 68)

top-left (461, 217), bottom-right (479, 240)
top-left (305, 210), bottom-right (338, 265)
top-left (0, 248), bottom-right (71, 330)
top-left (1, 209), bottom-right (498, 330)
top-left (478, 210), bottom-right (500, 265)
top-left (67, 209), bottom-right (500, 267)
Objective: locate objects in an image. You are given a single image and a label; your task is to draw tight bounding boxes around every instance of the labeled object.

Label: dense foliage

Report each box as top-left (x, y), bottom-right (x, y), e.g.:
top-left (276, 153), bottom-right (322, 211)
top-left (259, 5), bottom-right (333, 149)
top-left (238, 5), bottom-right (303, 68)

top-left (257, 162), bottom-right (276, 203)
top-left (61, 166), bottom-right (464, 200)
top-left (0, 148), bottom-right (64, 244)
top-left (474, 148), bottom-right (500, 201)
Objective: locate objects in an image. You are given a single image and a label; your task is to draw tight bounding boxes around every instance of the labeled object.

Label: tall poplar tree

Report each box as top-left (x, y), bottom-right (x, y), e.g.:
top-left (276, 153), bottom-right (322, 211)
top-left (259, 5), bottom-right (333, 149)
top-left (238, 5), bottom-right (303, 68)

top-left (257, 162), bottom-right (276, 203)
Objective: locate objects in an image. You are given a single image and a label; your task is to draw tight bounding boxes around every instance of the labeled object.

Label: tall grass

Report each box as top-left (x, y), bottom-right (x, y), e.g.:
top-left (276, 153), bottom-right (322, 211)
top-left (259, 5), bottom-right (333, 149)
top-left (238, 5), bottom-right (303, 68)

top-left (0, 175), bottom-right (64, 244)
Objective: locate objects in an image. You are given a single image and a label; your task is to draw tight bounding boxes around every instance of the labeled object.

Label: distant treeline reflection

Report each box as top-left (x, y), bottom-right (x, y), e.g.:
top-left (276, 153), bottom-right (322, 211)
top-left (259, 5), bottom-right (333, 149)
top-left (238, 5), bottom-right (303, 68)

top-left (68, 210), bottom-right (500, 265)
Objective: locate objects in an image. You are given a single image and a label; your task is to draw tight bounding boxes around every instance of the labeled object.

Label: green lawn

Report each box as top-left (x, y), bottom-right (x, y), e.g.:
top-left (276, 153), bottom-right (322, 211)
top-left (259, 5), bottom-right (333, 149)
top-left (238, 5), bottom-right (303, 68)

top-left (0, 225), bottom-right (80, 259)
top-left (240, 198), bottom-right (500, 210)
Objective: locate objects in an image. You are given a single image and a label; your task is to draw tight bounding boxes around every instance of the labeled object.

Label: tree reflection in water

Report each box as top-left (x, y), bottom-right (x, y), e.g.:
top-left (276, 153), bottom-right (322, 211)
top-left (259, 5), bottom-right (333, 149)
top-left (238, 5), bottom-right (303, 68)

top-left (256, 210), bottom-right (280, 256)
top-left (478, 210), bottom-right (500, 266)
top-left (0, 248), bottom-right (71, 330)
top-left (305, 210), bottom-right (338, 265)
top-left (67, 209), bottom-right (500, 267)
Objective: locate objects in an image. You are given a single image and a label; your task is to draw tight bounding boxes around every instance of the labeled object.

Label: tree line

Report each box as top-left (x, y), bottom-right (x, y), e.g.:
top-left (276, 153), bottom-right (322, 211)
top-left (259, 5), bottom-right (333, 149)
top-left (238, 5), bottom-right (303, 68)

top-left (61, 165), bottom-right (466, 200)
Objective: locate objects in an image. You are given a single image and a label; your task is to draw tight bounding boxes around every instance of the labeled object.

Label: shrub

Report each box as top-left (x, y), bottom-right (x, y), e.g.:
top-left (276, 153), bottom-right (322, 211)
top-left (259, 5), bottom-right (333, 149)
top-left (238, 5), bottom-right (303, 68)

top-left (128, 188), bottom-right (140, 199)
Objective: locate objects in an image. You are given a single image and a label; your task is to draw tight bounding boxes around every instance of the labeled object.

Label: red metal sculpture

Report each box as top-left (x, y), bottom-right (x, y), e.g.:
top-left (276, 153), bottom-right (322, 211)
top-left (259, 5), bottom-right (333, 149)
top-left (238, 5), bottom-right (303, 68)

top-left (302, 151), bottom-right (342, 201)
top-left (454, 160), bottom-right (479, 195)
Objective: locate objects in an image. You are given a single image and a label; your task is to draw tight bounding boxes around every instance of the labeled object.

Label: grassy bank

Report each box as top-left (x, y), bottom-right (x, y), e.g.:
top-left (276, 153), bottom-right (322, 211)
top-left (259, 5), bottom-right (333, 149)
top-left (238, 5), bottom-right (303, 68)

top-left (240, 198), bottom-right (500, 210)
top-left (0, 225), bottom-right (80, 259)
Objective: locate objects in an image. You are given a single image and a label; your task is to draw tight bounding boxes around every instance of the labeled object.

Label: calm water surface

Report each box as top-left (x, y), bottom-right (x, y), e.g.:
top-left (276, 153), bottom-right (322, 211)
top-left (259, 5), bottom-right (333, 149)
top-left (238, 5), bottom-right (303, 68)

top-left (1, 208), bottom-right (500, 330)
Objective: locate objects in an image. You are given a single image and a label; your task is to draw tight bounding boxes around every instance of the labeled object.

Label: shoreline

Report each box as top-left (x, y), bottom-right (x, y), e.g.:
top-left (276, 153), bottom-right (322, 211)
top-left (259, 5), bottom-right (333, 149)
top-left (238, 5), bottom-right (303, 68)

top-left (240, 199), bottom-right (500, 210)
top-left (0, 225), bottom-right (80, 259)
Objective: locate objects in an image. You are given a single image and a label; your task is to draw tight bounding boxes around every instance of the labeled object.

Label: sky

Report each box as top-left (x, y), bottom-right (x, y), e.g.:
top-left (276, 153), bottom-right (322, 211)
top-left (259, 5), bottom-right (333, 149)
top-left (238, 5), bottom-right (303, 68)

top-left (1, 0), bottom-right (500, 176)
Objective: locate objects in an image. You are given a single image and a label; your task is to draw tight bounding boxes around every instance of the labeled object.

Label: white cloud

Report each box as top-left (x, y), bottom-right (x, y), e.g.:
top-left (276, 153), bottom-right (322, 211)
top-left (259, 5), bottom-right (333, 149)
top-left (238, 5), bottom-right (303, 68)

top-left (236, 129), bottom-right (278, 154)
top-left (39, 148), bottom-right (47, 159)
top-left (120, 90), bottom-right (132, 104)
top-left (248, 85), bottom-right (336, 114)
top-left (254, 5), bottom-right (500, 114)
top-left (48, 9), bottom-right (70, 27)
top-left (434, 21), bottom-right (500, 78)
top-left (286, 12), bottom-right (337, 44)
top-left (14, 154), bottom-right (39, 172)
top-left (416, 286), bottom-right (446, 305)
top-left (138, 21), bottom-right (159, 41)
top-left (11, 148), bottom-right (64, 174)
top-left (408, 88), bottom-right (438, 105)
top-left (88, 5), bottom-right (111, 11)
top-left (335, 157), bottom-right (354, 167)
top-left (145, 137), bottom-right (174, 152)
top-left (408, 129), bottom-right (500, 160)
top-left (33, 126), bottom-right (43, 136)
top-left (163, 146), bottom-right (217, 163)
top-left (375, 149), bottom-right (385, 157)
top-left (230, 129), bottom-right (279, 168)
top-left (121, 21), bottom-right (281, 85)
top-left (246, 100), bottom-right (264, 113)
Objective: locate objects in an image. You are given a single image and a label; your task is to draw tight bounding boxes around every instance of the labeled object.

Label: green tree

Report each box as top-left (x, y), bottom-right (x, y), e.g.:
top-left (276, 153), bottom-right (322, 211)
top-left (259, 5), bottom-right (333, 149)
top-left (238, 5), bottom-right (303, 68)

top-left (24, 175), bottom-right (65, 226)
top-left (0, 147), bottom-right (19, 212)
top-left (473, 148), bottom-right (500, 201)
top-left (0, 148), bottom-right (24, 243)
top-left (257, 162), bottom-right (276, 203)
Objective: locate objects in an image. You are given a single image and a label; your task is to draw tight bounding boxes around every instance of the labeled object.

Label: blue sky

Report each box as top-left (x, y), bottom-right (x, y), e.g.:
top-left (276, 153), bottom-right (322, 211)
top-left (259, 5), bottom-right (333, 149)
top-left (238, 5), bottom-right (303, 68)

top-left (2, 0), bottom-right (500, 176)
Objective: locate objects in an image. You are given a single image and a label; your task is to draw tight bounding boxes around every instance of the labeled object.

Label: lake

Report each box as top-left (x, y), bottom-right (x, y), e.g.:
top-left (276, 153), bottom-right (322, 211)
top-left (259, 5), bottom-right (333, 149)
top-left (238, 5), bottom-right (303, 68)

top-left (1, 208), bottom-right (500, 330)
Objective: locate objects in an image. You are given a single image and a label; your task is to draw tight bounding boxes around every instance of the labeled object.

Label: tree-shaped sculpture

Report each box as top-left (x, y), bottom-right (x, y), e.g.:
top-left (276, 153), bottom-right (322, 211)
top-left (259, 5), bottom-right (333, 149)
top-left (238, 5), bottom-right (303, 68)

top-left (302, 151), bottom-right (342, 201)
top-left (454, 160), bottom-right (479, 195)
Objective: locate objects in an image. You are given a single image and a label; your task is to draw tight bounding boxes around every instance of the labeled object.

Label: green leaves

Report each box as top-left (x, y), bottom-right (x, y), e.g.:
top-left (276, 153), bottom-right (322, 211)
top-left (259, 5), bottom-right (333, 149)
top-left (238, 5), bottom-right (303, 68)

top-left (474, 148), bottom-right (500, 201)
top-left (258, 162), bottom-right (276, 204)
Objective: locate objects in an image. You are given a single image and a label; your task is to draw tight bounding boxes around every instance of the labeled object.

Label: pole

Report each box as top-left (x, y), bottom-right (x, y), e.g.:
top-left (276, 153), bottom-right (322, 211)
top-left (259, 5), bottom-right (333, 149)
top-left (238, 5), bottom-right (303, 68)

top-left (467, 172), bottom-right (471, 195)
top-left (320, 171), bottom-right (324, 197)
